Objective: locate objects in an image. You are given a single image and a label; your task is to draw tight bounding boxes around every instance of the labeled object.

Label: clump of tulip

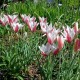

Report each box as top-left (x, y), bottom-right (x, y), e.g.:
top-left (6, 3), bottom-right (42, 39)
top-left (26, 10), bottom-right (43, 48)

top-left (0, 14), bottom-right (24, 32)
top-left (0, 13), bottom-right (80, 56)
top-left (39, 17), bottom-right (80, 56)
top-left (21, 14), bottom-right (39, 32)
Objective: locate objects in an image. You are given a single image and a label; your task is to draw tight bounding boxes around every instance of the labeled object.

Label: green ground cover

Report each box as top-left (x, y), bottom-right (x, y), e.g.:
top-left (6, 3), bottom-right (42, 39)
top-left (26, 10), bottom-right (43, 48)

top-left (0, 0), bottom-right (80, 80)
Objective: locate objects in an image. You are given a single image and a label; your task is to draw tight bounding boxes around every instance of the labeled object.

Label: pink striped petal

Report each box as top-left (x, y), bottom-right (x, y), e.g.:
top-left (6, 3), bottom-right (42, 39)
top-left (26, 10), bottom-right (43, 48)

top-left (74, 38), bottom-right (80, 52)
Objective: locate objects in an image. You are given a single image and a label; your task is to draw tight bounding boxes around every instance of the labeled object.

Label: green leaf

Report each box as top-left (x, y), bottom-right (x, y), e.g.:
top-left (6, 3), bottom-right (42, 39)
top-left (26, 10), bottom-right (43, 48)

top-left (17, 76), bottom-right (24, 80)
top-left (0, 64), bottom-right (6, 66)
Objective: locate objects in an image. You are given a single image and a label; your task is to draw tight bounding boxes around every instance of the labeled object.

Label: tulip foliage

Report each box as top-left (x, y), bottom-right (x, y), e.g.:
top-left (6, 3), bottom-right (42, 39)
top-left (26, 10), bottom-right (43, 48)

top-left (0, 14), bottom-right (80, 56)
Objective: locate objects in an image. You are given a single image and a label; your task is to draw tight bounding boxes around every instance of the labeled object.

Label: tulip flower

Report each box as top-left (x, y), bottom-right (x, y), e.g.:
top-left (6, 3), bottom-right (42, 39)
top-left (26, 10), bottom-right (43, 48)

top-left (46, 23), bottom-right (54, 33)
top-left (39, 43), bottom-right (53, 56)
top-left (47, 28), bottom-right (60, 44)
top-left (20, 14), bottom-right (30, 22)
top-left (21, 14), bottom-right (38, 32)
top-left (40, 23), bottom-right (54, 33)
top-left (39, 17), bottom-right (48, 33)
top-left (51, 36), bottom-right (65, 55)
top-left (0, 15), bottom-right (8, 26)
top-left (62, 26), bottom-right (75, 43)
top-left (39, 43), bottom-right (60, 56)
top-left (6, 15), bottom-right (19, 24)
top-left (73, 22), bottom-right (78, 34)
top-left (51, 43), bottom-right (59, 55)
top-left (10, 22), bottom-right (24, 32)
top-left (39, 17), bottom-right (47, 23)
top-left (39, 35), bottom-right (65, 56)
top-left (74, 38), bottom-right (80, 52)
top-left (57, 35), bottom-right (65, 50)
top-left (28, 20), bottom-right (39, 32)
top-left (39, 22), bottom-right (48, 33)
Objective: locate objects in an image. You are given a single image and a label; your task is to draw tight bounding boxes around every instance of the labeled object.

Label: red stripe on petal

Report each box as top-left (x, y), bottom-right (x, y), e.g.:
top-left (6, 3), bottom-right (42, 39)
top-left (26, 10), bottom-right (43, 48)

top-left (14, 26), bottom-right (19, 32)
top-left (41, 52), bottom-right (48, 56)
top-left (57, 36), bottom-right (64, 50)
top-left (53, 48), bottom-right (59, 55)
top-left (74, 38), bottom-right (80, 52)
